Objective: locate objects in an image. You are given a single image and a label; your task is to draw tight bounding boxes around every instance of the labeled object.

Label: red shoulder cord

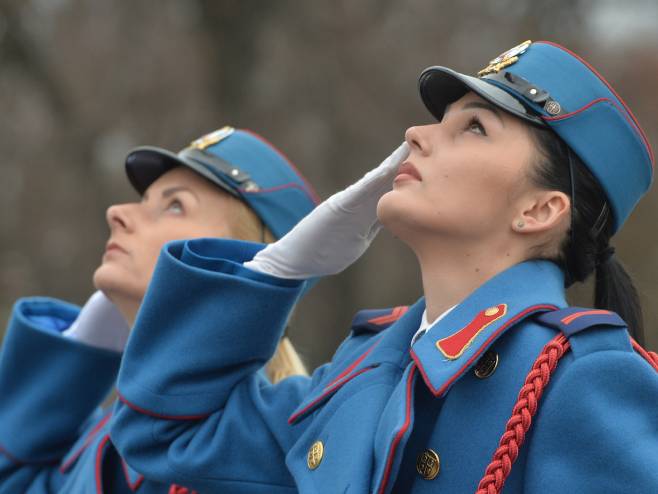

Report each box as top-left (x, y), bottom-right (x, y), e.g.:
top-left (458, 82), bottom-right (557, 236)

top-left (475, 335), bottom-right (658, 494)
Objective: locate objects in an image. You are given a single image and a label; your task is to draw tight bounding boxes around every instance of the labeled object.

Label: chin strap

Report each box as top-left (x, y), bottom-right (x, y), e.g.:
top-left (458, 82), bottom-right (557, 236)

top-left (475, 333), bottom-right (658, 494)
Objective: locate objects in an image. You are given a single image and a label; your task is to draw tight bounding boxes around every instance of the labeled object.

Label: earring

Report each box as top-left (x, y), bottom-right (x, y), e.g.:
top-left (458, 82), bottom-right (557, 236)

top-left (516, 220), bottom-right (525, 228)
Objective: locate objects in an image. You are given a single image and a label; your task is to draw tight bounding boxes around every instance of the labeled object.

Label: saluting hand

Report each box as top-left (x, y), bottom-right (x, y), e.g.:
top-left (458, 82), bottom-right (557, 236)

top-left (245, 142), bottom-right (409, 279)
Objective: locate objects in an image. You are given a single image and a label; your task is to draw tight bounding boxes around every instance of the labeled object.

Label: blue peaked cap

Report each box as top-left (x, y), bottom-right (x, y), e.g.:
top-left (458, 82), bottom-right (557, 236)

top-left (125, 127), bottom-right (319, 239)
top-left (419, 40), bottom-right (654, 233)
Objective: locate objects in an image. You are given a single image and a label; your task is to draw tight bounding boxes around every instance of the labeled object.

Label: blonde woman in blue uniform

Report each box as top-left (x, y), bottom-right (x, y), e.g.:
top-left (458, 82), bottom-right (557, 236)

top-left (0, 127), bottom-right (319, 493)
top-left (111, 41), bottom-right (658, 493)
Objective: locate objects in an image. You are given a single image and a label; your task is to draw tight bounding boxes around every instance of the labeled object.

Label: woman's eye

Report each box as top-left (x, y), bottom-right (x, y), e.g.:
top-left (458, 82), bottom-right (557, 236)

top-left (166, 199), bottom-right (184, 215)
top-left (466, 116), bottom-right (487, 136)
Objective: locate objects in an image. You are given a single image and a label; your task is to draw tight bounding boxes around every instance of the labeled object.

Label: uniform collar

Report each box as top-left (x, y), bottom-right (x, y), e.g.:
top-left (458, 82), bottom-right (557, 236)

top-left (410, 260), bottom-right (567, 397)
top-left (289, 260), bottom-right (566, 424)
top-left (411, 305), bottom-right (457, 347)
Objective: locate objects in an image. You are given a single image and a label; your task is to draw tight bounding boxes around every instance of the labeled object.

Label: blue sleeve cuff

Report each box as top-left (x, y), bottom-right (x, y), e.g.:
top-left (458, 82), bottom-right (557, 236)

top-left (117, 238), bottom-right (305, 417)
top-left (17, 297), bottom-right (79, 333)
top-left (0, 298), bottom-right (121, 462)
top-left (179, 237), bottom-right (302, 287)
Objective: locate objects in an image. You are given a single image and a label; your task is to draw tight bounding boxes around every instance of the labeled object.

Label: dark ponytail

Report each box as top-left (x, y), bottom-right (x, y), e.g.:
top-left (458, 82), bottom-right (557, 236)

top-left (529, 126), bottom-right (645, 344)
top-left (595, 256), bottom-right (644, 344)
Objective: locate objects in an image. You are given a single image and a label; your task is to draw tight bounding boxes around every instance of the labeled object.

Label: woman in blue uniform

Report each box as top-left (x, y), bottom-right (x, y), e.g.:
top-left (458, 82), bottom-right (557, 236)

top-left (0, 126), bottom-right (319, 493)
top-left (111, 41), bottom-right (658, 493)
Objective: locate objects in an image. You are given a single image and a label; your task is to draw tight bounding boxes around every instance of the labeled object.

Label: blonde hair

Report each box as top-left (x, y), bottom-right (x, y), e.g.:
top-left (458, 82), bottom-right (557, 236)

top-left (228, 197), bottom-right (308, 383)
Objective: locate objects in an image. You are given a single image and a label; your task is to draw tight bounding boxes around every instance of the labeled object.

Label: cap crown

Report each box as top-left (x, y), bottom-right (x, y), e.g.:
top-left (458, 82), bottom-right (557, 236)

top-left (195, 128), bottom-right (319, 238)
top-left (480, 41), bottom-right (653, 231)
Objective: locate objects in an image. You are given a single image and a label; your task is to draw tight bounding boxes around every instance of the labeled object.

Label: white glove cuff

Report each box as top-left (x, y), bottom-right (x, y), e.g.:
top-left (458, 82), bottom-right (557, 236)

top-left (63, 291), bottom-right (130, 353)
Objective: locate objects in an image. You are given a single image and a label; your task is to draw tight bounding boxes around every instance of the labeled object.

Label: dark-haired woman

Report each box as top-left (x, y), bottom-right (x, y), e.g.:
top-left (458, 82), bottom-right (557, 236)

top-left (111, 41), bottom-right (658, 493)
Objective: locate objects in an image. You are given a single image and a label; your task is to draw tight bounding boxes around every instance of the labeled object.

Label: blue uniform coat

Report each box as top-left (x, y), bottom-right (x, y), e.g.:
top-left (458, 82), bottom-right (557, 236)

top-left (107, 238), bottom-right (658, 493)
top-left (0, 298), bottom-right (194, 493)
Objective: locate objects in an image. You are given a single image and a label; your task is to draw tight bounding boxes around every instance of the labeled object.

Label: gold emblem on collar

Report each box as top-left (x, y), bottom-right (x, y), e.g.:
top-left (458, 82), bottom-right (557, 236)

top-left (190, 126), bottom-right (235, 150)
top-left (477, 40), bottom-right (532, 77)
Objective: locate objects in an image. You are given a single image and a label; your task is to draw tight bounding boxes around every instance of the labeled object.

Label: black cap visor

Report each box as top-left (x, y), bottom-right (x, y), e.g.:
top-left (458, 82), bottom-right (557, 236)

top-left (419, 66), bottom-right (546, 127)
top-left (125, 146), bottom-right (238, 197)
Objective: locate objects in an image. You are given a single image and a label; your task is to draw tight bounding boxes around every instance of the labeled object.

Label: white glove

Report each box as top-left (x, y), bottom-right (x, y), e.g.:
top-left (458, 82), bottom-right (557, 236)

top-left (63, 291), bottom-right (130, 352)
top-left (245, 142), bottom-right (409, 279)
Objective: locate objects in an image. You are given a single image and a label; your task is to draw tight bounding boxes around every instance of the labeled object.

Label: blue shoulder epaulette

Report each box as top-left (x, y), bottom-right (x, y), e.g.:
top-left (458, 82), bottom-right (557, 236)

top-left (350, 306), bottom-right (409, 335)
top-left (535, 307), bottom-right (627, 337)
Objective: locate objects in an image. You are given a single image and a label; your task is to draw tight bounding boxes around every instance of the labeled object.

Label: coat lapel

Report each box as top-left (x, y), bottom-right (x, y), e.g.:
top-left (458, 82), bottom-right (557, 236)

top-left (288, 301), bottom-right (425, 424)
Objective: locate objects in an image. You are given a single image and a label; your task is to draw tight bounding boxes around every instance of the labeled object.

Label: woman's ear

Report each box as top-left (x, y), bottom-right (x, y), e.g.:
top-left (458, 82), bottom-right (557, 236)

top-left (512, 190), bottom-right (570, 234)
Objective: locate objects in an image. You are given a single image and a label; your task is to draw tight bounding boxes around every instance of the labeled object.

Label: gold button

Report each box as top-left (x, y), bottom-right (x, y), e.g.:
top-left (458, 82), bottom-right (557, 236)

top-left (307, 440), bottom-right (324, 470)
top-left (484, 306), bottom-right (500, 317)
top-left (474, 350), bottom-right (499, 379)
top-left (416, 449), bottom-right (440, 480)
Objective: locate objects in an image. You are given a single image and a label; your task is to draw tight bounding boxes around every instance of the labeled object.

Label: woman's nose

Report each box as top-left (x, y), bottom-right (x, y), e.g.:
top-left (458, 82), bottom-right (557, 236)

top-left (404, 125), bottom-right (431, 156)
top-left (106, 203), bottom-right (134, 233)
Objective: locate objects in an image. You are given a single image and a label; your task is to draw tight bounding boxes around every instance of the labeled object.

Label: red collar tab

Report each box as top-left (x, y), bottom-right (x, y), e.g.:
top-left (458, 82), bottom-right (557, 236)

top-left (411, 303), bottom-right (557, 397)
top-left (410, 260), bottom-right (567, 397)
top-left (436, 304), bottom-right (507, 359)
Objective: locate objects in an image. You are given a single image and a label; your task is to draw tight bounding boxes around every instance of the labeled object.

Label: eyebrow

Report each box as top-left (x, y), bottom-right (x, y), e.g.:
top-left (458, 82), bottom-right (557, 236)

top-left (162, 185), bottom-right (196, 198)
top-left (143, 186), bottom-right (199, 202)
top-left (460, 101), bottom-right (505, 127)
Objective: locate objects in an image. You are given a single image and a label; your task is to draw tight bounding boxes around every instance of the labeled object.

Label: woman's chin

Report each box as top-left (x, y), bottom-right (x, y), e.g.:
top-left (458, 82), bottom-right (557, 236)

top-left (377, 191), bottom-right (453, 248)
top-left (93, 263), bottom-right (141, 299)
top-left (377, 192), bottom-right (419, 240)
top-left (377, 190), bottom-right (400, 219)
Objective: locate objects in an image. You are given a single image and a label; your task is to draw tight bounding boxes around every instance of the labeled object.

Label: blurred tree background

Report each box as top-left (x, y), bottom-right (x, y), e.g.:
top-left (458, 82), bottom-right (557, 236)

top-left (1, 0), bottom-right (657, 369)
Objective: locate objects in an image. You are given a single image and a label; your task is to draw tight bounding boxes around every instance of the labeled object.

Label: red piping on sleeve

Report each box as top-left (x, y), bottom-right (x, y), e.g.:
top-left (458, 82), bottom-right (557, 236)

top-left (117, 393), bottom-right (210, 421)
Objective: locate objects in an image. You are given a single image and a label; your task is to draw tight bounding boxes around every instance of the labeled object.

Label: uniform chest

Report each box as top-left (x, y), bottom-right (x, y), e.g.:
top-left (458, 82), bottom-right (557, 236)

top-left (287, 323), bottom-right (556, 493)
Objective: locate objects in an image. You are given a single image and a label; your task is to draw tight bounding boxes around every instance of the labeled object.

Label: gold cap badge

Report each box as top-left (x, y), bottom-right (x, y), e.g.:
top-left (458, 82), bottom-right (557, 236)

top-left (190, 126), bottom-right (235, 150)
top-left (478, 40), bottom-right (532, 77)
